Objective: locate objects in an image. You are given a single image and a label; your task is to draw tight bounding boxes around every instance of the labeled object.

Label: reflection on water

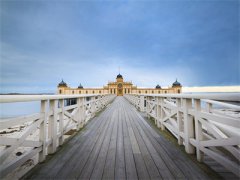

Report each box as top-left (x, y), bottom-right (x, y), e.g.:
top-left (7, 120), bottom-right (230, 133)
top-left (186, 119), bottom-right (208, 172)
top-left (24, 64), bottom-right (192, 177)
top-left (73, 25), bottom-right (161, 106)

top-left (0, 102), bottom-right (40, 118)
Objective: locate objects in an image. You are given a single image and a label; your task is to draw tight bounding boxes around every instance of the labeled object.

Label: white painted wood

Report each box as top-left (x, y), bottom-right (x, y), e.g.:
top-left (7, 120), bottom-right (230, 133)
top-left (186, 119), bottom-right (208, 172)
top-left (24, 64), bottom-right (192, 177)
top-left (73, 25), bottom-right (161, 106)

top-left (124, 93), bottom-right (240, 177)
top-left (0, 118), bottom-right (43, 164)
top-left (194, 99), bottom-right (203, 162)
top-left (0, 137), bottom-right (42, 147)
top-left (177, 98), bottom-right (183, 145)
top-left (59, 99), bottom-right (64, 145)
top-left (0, 147), bottom-right (42, 178)
top-left (183, 99), bottom-right (195, 154)
top-left (47, 100), bottom-right (58, 154)
top-left (39, 100), bottom-right (47, 162)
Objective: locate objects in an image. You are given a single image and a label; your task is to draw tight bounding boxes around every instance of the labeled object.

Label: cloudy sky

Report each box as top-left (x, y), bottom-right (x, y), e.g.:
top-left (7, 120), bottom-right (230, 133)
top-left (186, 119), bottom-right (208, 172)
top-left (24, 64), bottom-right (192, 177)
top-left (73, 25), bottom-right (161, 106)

top-left (1, 0), bottom-right (239, 93)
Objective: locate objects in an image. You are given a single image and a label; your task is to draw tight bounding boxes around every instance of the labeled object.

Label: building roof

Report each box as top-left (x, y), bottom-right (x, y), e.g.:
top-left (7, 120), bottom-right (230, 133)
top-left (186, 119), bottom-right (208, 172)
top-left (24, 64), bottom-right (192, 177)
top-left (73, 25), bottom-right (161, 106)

top-left (78, 83), bottom-right (83, 89)
top-left (155, 84), bottom-right (161, 89)
top-left (172, 79), bottom-right (182, 87)
top-left (116, 73), bottom-right (123, 79)
top-left (58, 79), bottom-right (67, 87)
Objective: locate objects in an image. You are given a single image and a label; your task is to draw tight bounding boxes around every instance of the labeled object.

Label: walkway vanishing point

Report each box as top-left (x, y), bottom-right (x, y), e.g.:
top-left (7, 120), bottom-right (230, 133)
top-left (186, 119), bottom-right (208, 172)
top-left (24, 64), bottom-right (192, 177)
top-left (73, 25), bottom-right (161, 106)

top-left (24, 96), bottom-right (239, 179)
top-left (0, 94), bottom-right (239, 179)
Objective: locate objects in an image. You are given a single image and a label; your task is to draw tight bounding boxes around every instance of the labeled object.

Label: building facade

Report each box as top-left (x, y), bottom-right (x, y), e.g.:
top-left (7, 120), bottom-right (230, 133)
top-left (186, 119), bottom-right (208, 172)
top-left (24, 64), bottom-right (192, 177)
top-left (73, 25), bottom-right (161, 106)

top-left (57, 74), bottom-right (182, 96)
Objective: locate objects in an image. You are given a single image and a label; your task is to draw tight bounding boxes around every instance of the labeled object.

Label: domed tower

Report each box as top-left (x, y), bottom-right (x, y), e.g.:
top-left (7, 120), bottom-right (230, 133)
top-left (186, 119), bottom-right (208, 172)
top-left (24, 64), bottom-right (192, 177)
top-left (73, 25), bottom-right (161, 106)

top-left (58, 79), bottom-right (68, 94)
top-left (116, 73), bottom-right (123, 96)
top-left (116, 73), bottom-right (123, 82)
top-left (78, 83), bottom-right (83, 89)
top-left (172, 79), bottom-right (182, 93)
top-left (155, 84), bottom-right (161, 89)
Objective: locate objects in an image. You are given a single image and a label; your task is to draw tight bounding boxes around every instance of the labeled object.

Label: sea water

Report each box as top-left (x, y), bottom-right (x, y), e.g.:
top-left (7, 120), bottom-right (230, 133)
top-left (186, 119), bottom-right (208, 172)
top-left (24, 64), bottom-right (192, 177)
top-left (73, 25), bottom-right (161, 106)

top-left (0, 101), bottom-right (40, 119)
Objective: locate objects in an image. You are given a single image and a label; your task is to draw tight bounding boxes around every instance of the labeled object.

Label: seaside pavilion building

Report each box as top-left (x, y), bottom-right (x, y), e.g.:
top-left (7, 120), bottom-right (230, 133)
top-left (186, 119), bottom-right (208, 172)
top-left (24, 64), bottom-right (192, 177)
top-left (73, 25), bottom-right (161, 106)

top-left (57, 74), bottom-right (182, 96)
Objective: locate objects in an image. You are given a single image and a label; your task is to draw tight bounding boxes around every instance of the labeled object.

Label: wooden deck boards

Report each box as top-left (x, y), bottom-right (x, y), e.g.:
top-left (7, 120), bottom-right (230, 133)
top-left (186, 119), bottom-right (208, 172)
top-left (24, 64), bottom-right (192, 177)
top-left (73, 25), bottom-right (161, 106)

top-left (24, 97), bottom-right (229, 180)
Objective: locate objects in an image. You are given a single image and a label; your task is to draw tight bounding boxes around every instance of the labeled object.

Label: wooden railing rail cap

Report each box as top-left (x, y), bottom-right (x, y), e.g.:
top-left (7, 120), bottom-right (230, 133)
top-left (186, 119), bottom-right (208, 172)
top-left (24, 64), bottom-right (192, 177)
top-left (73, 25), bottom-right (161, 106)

top-left (0, 94), bottom-right (107, 103)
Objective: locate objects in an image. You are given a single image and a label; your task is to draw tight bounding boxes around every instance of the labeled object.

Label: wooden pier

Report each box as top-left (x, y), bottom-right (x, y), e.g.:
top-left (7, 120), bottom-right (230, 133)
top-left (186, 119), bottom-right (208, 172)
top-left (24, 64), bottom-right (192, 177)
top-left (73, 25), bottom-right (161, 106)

top-left (24, 97), bottom-right (232, 179)
top-left (0, 94), bottom-right (239, 179)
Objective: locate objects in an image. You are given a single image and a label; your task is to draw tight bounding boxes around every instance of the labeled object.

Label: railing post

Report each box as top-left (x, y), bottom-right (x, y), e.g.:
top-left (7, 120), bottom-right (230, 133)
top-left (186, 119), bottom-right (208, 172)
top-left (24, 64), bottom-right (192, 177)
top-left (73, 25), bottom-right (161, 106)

top-left (76, 97), bottom-right (82, 130)
top-left (59, 99), bottom-right (64, 146)
top-left (48, 99), bottom-right (58, 154)
top-left (154, 96), bottom-right (157, 125)
top-left (206, 102), bottom-right (212, 113)
top-left (183, 98), bottom-right (195, 154)
top-left (39, 100), bottom-right (47, 162)
top-left (139, 95), bottom-right (145, 112)
top-left (176, 98), bottom-right (183, 145)
top-left (160, 97), bottom-right (165, 130)
top-left (156, 97), bottom-right (161, 128)
top-left (194, 99), bottom-right (203, 161)
top-left (146, 96), bottom-right (150, 119)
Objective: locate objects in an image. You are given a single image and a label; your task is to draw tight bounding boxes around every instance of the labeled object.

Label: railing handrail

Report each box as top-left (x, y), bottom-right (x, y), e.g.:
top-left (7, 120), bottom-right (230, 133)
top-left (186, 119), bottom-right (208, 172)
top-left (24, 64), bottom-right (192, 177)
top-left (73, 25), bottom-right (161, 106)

top-left (0, 94), bottom-right (106, 103)
top-left (0, 94), bottom-right (116, 178)
top-left (132, 93), bottom-right (240, 102)
top-left (124, 94), bottom-right (240, 177)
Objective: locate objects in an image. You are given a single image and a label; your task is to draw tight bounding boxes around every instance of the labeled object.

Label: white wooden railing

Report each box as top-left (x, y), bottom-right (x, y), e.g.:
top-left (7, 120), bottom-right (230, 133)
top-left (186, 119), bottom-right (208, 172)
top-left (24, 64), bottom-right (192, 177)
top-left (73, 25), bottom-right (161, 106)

top-left (0, 94), bottom-right (116, 178)
top-left (125, 93), bottom-right (240, 177)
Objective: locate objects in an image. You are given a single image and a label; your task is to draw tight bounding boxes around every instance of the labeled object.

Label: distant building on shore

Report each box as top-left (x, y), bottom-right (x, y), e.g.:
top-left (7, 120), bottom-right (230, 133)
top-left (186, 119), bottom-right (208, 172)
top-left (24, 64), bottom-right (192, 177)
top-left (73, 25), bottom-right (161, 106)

top-left (57, 74), bottom-right (182, 96)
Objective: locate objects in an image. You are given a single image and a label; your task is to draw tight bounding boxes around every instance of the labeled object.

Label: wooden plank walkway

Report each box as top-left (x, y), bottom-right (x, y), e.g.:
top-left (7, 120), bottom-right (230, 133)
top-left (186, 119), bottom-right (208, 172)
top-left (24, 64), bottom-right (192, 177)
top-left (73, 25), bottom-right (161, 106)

top-left (24, 97), bottom-right (222, 179)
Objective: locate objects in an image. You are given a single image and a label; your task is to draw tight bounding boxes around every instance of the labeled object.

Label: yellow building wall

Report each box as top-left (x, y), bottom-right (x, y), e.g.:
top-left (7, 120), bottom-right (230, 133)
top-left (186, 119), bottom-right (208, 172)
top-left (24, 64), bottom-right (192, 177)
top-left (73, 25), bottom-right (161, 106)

top-left (57, 76), bottom-right (182, 95)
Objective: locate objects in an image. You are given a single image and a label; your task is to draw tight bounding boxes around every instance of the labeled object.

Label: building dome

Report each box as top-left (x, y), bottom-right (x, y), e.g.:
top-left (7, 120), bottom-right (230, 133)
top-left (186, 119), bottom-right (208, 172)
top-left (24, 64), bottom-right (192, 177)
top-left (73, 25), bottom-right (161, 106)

top-left (155, 84), bottom-right (161, 89)
top-left (116, 73), bottom-right (123, 79)
top-left (78, 83), bottom-right (83, 89)
top-left (58, 79), bottom-right (67, 87)
top-left (172, 79), bottom-right (182, 87)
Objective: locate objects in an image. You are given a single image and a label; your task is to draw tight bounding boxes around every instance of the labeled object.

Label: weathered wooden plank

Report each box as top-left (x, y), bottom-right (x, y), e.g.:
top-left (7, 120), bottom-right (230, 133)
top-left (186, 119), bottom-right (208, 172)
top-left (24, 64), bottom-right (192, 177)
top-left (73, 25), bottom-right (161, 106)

top-left (27, 102), bottom-right (114, 179)
top-left (79, 109), bottom-right (117, 179)
top-left (126, 106), bottom-right (162, 179)
top-left (128, 100), bottom-right (211, 179)
top-left (102, 110), bottom-right (119, 179)
top-left (89, 111), bottom-right (115, 179)
top-left (121, 103), bottom-right (138, 180)
top-left (114, 106), bottom-right (126, 180)
top-left (126, 105), bottom-right (175, 179)
top-left (124, 107), bottom-right (150, 180)
top-left (57, 105), bottom-right (115, 179)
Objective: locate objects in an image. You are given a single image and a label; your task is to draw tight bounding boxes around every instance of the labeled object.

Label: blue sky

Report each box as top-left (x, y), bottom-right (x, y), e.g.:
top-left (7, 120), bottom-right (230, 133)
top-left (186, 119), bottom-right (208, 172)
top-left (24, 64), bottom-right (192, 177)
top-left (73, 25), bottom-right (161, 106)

top-left (0, 0), bottom-right (239, 93)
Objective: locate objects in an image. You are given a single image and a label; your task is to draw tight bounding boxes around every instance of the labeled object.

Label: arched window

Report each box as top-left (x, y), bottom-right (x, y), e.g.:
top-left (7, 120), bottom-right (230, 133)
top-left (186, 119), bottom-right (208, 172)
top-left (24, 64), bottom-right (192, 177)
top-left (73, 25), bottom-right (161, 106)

top-left (178, 89), bottom-right (180, 93)
top-left (79, 91), bottom-right (81, 94)
top-left (165, 91), bottom-right (167, 93)
top-left (152, 90), bottom-right (154, 93)
top-left (158, 91), bottom-right (160, 94)
top-left (72, 91), bottom-right (74, 94)
top-left (99, 90), bottom-right (101, 93)
top-left (139, 91), bottom-right (141, 94)
top-left (59, 90), bottom-right (62, 94)
top-left (86, 91), bottom-right (88, 94)
top-left (145, 90), bottom-right (147, 94)
top-left (93, 90), bottom-right (95, 94)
